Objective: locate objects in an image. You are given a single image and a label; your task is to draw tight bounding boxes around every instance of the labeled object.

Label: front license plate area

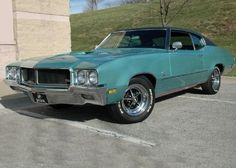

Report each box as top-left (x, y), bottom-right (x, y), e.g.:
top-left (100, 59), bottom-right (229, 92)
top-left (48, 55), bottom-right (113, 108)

top-left (32, 93), bottom-right (48, 104)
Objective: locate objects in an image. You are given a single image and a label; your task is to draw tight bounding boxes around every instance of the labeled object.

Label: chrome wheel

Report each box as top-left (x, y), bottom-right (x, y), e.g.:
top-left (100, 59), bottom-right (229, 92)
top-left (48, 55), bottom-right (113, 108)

top-left (211, 68), bottom-right (220, 92)
top-left (110, 77), bottom-right (155, 123)
top-left (121, 84), bottom-right (150, 116)
top-left (201, 66), bottom-right (221, 95)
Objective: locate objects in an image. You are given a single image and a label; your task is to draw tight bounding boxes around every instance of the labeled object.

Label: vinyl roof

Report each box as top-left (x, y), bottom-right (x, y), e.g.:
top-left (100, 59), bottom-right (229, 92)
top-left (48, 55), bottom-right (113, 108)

top-left (116, 27), bottom-right (199, 34)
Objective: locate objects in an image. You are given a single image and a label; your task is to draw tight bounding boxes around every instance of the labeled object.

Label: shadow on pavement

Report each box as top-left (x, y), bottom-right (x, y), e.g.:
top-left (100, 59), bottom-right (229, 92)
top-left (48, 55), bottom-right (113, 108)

top-left (0, 88), bottom-right (204, 123)
top-left (0, 93), bottom-right (115, 123)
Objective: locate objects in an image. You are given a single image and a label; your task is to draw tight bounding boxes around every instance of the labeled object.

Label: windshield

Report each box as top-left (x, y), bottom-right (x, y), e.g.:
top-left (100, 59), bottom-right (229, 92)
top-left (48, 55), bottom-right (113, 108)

top-left (97, 30), bottom-right (166, 49)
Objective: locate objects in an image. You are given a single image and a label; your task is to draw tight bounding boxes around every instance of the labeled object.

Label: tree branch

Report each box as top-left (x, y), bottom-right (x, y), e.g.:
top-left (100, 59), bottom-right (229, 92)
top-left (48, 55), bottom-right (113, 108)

top-left (164, 0), bottom-right (171, 24)
top-left (160, 0), bottom-right (165, 27)
top-left (166, 0), bottom-right (190, 25)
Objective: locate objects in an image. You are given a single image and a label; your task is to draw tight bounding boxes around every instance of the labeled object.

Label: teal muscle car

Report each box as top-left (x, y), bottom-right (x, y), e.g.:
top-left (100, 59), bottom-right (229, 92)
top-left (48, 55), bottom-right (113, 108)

top-left (5, 27), bottom-right (235, 123)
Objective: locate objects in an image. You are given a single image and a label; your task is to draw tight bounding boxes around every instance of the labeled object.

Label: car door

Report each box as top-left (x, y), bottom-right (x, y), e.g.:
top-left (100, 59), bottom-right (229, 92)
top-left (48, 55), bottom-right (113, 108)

top-left (169, 31), bottom-right (204, 89)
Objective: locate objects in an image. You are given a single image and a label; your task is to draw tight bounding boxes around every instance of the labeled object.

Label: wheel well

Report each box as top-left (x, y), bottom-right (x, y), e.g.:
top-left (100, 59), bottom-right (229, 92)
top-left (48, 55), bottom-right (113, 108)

top-left (215, 64), bottom-right (224, 74)
top-left (132, 74), bottom-right (156, 88)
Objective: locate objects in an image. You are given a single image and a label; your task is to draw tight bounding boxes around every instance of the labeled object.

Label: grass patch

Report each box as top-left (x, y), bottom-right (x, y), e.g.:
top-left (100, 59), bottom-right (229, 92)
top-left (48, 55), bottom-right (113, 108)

top-left (70, 0), bottom-right (236, 75)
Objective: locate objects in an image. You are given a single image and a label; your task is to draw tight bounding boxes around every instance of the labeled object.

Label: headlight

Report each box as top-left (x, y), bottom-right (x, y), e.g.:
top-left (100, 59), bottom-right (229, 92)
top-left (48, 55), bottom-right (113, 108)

top-left (6, 66), bottom-right (18, 80)
top-left (77, 70), bottom-right (98, 86)
top-left (89, 71), bottom-right (98, 85)
top-left (78, 70), bottom-right (87, 84)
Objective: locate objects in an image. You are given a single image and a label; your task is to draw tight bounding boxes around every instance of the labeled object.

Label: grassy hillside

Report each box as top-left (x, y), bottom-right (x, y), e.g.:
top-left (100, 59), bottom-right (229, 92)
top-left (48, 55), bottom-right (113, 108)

top-left (70, 0), bottom-right (236, 75)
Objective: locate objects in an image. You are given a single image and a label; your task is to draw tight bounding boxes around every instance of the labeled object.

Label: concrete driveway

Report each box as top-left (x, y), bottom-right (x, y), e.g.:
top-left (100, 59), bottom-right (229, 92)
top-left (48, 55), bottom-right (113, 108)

top-left (0, 77), bottom-right (236, 168)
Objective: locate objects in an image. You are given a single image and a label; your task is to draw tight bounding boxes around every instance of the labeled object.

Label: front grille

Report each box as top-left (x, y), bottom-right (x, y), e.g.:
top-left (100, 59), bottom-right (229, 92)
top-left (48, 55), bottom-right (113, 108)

top-left (21, 68), bottom-right (36, 85)
top-left (21, 68), bottom-right (70, 87)
top-left (38, 69), bottom-right (70, 84)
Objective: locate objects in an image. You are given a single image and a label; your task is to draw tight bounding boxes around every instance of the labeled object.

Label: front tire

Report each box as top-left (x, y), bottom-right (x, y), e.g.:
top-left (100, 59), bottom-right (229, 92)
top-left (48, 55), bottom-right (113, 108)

top-left (110, 77), bottom-right (155, 124)
top-left (201, 67), bottom-right (221, 94)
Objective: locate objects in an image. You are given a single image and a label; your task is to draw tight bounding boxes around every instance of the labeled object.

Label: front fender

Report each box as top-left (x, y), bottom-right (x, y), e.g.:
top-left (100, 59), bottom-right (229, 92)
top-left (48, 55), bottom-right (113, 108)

top-left (97, 53), bottom-right (170, 104)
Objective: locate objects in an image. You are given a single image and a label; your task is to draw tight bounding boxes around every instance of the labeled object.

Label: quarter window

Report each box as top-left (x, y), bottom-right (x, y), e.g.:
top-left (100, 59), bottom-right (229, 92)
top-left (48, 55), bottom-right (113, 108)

top-left (191, 34), bottom-right (205, 50)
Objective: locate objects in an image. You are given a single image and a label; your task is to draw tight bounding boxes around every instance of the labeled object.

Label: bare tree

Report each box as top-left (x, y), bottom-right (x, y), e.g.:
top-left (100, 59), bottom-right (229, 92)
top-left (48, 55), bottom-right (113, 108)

top-left (85, 0), bottom-right (103, 11)
top-left (160, 0), bottom-right (190, 27)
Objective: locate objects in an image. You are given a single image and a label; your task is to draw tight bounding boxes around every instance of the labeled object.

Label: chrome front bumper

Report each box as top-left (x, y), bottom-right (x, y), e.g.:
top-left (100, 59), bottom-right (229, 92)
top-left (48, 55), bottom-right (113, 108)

top-left (4, 80), bottom-right (107, 106)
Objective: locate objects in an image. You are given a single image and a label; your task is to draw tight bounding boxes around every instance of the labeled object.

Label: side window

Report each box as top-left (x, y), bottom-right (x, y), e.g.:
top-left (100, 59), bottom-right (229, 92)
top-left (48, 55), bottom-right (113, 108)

top-left (130, 36), bottom-right (142, 47)
top-left (119, 36), bottom-right (142, 48)
top-left (171, 31), bottom-right (194, 50)
top-left (117, 30), bottom-right (166, 49)
top-left (152, 37), bottom-right (165, 49)
top-left (191, 34), bottom-right (205, 50)
top-left (119, 36), bottom-right (131, 48)
top-left (138, 30), bottom-right (166, 48)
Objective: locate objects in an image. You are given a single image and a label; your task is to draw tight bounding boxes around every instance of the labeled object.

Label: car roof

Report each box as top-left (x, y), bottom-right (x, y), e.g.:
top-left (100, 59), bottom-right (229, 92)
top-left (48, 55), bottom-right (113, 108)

top-left (115, 27), bottom-right (202, 36)
top-left (114, 27), bottom-right (216, 46)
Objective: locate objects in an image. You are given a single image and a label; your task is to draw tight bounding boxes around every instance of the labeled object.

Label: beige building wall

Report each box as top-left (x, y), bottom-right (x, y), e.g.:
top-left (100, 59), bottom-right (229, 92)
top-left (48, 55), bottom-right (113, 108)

top-left (0, 0), bottom-right (71, 80)
top-left (0, 0), bottom-right (16, 80)
top-left (13, 0), bottom-right (71, 60)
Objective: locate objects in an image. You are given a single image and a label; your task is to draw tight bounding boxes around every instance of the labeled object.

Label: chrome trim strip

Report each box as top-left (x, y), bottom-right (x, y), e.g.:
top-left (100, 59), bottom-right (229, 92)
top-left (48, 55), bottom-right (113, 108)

top-left (161, 70), bottom-right (208, 80)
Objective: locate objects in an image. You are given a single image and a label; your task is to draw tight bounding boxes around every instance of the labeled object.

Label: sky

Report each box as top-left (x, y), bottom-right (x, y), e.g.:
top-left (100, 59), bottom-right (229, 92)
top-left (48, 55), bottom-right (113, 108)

top-left (70, 0), bottom-right (120, 14)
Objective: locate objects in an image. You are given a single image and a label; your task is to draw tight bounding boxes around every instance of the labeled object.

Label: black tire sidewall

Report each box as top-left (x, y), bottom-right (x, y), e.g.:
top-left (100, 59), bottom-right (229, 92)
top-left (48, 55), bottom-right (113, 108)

top-left (111, 77), bottom-right (155, 123)
top-left (211, 67), bottom-right (221, 92)
top-left (202, 67), bottom-right (221, 94)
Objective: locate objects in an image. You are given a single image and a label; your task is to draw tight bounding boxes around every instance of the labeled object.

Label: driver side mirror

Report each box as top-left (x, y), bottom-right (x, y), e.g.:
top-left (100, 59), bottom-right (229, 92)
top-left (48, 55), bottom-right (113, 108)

top-left (172, 41), bottom-right (183, 50)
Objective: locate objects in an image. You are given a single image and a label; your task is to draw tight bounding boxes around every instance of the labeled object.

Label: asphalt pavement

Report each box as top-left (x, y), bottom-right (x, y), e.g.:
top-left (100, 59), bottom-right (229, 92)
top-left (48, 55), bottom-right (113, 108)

top-left (0, 77), bottom-right (236, 168)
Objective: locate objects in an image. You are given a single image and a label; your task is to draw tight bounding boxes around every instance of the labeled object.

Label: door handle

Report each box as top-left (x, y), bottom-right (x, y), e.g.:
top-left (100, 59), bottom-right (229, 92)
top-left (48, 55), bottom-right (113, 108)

top-left (197, 54), bottom-right (203, 57)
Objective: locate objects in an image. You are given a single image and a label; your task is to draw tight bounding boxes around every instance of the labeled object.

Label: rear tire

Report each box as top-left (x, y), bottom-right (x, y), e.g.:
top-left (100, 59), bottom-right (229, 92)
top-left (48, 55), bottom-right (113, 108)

top-left (109, 77), bottom-right (155, 124)
top-left (201, 67), bottom-right (221, 94)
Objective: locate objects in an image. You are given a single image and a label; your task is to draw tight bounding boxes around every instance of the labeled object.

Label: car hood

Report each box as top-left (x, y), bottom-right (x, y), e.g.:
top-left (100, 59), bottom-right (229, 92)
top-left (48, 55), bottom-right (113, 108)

top-left (12, 48), bottom-right (166, 69)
